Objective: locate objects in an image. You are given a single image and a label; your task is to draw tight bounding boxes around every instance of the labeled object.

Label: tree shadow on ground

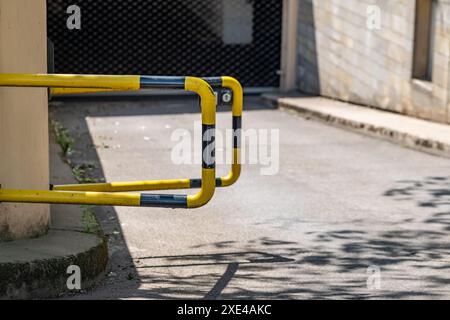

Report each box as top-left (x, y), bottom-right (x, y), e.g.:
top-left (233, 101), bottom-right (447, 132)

top-left (63, 172), bottom-right (450, 299)
top-left (124, 177), bottom-right (450, 300)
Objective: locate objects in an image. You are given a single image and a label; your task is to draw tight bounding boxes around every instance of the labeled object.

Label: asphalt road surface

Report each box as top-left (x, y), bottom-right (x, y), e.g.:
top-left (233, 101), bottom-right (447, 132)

top-left (50, 96), bottom-right (450, 299)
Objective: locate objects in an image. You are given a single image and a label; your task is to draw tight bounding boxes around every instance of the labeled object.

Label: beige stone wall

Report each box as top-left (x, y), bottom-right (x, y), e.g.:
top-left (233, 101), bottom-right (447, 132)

top-left (298, 0), bottom-right (450, 124)
top-left (0, 0), bottom-right (50, 241)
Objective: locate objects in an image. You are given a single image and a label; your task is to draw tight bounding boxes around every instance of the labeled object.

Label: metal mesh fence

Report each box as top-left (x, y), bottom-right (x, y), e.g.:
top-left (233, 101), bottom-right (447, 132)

top-left (47, 0), bottom-right (283, 88)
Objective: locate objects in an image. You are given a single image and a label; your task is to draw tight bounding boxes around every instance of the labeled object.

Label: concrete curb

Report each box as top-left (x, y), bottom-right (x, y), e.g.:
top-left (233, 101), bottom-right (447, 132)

top-left (267, 94), bottom-right (450, 159)
top-left (0, 230), bottom-right (108, 299)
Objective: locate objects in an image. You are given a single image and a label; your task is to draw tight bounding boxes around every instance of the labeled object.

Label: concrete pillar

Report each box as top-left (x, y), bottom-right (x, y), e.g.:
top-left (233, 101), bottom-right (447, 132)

top-left (280, 0), bottom-right (298, 92)
top-left (0, 0), bottom-right (50, 241)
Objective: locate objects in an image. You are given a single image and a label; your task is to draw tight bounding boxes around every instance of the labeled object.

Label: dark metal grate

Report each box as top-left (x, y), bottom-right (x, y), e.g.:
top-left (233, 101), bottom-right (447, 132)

top-left (47, 0), bottom-right (283, 88)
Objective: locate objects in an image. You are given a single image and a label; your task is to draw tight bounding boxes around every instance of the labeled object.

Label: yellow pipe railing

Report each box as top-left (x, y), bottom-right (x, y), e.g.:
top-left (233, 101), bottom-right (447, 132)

top-left (50, 76), bottom-right (243, 192)
top-left (0, 74), bottom-right (218, 209)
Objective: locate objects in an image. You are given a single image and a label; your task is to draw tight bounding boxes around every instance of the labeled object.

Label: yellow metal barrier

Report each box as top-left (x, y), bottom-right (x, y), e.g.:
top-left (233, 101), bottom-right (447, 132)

top-left (0, 74), bottom-right (218, 209)
top-left (50, 76), bottom-right (243, 192)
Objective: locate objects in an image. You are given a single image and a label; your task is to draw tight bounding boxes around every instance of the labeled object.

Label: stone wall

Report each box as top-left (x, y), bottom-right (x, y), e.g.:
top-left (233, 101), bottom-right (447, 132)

top-left (297, 0), bottom-right (450, 124)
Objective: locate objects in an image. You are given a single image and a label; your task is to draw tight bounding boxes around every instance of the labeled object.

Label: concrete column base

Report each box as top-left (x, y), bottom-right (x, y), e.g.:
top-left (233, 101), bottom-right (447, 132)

top-left (0, 230), bottom-right (108, 299)
top-left (0, 134), bottom-right (109, 299)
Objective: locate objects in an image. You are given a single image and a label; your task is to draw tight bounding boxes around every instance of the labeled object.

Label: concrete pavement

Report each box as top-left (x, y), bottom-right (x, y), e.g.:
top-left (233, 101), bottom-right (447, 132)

top-left (50, 96), bottom-right (450, 299)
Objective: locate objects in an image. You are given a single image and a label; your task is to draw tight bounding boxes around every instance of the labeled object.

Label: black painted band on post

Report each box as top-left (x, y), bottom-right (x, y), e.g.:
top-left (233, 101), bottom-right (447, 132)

top-left (140, 194), bottom-right (188, 208)
top-left (190, 178), bottom-right (223, 188)
top-left (202, 124), bottom-right (216, 169)
top-left (203, 77), bottom-right (223, 89)
top-left (233, 116), bottom-right (242, 149)
top-left (140, 76), bottom-right (186, 89)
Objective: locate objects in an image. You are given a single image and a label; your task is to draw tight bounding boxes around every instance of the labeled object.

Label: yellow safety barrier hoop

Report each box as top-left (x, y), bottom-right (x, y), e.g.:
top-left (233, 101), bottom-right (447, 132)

top-left (0, 74), bottom-right (216, 209)
top-left (50, 76), bottom-right (243, 192)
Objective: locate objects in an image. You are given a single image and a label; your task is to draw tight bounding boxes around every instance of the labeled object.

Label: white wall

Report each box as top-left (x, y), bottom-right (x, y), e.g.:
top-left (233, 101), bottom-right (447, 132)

top-left (298, 0), bottom-right (450, 124)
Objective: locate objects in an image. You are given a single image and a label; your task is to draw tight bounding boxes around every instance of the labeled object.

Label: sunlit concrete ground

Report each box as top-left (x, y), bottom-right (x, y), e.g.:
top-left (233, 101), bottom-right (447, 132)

top-left (50, 96), bottom-right (450, 299)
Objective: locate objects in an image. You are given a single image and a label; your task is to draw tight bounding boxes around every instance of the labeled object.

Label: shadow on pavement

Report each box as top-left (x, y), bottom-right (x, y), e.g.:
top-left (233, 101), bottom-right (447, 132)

top-left (51, 93), bottom-right (450, 300)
